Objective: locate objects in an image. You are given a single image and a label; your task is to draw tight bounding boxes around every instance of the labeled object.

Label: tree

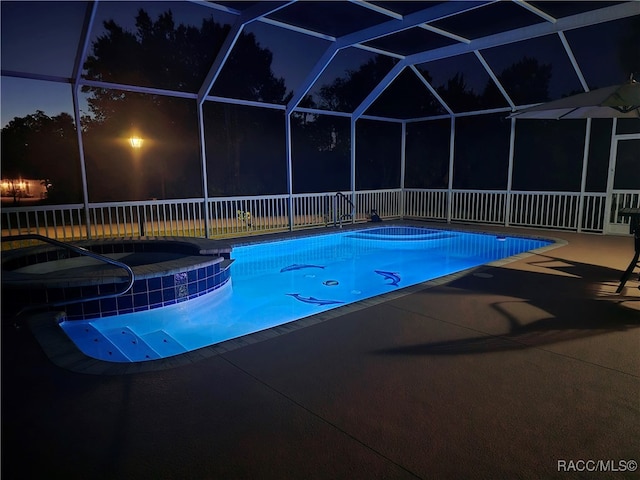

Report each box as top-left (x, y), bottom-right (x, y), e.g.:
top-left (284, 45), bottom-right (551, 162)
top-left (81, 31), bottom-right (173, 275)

top-left (618, 15), bottom-right (640, 81)
top-left (316, 55), bottom-right (398, 112)
top-left (1, 111), bottom-right (81, 204)
top-left (482, 56), bottom-right (552, 106)
top-left (81, 9), bottom-right (289, 199)
top-left (437, 72), bottom-right (482, 112)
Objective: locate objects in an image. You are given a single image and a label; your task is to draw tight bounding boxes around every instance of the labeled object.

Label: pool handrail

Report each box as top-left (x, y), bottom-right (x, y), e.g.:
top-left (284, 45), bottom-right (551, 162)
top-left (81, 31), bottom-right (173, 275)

top-left (335, 192), bottom-right (355, 228)
top-left (3, 234), bottom-right (136, 317)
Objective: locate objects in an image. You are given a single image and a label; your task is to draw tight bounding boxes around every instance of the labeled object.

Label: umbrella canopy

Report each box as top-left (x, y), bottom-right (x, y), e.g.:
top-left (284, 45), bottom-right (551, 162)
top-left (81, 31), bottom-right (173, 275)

top-left (509, 80), bottom-right (640, 119)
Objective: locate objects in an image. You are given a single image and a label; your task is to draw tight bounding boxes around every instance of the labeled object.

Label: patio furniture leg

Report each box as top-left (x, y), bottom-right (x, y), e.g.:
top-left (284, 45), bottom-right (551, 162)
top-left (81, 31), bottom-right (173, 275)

top-left (616, 250), bottom-right (640, 293)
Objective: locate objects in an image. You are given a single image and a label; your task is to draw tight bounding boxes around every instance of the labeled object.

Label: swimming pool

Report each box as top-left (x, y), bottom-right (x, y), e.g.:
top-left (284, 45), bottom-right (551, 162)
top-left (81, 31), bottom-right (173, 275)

top-left (59, 226), bottom-right (552, 362)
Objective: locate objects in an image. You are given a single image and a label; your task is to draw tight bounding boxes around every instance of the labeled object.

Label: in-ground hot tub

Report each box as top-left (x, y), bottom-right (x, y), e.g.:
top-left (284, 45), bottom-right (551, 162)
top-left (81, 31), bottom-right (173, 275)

top-left (1, 237), bottom-right (233, 321)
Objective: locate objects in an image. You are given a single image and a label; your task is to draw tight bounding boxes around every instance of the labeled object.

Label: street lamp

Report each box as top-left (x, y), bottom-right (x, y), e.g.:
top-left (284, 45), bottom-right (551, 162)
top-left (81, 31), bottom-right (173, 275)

top-left (129, 136), bottom-right (143, 148)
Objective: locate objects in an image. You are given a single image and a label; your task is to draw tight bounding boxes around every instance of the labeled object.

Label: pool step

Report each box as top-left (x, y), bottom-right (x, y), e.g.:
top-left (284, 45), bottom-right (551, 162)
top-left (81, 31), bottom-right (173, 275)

top-left (62, 323), bottom-right (188, 362)
top-left (61, 323), bottom-right (131, 362)
top-left (104, 328), bottom-right (187, 362)
top-left (140, 330), bottom-right (188, 358)
top-left (107, 327), bottom-right (161, 362)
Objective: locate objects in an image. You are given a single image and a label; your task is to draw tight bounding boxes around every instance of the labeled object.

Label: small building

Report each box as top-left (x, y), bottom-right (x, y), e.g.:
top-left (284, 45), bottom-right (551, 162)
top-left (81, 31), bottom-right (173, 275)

top-left (1, 178), bottom-right (48, 199)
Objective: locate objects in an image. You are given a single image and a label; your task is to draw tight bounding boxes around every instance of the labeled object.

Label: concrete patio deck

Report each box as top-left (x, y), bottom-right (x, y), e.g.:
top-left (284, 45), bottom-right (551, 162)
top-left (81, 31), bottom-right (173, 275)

top-left (2, 223), bottom-right (639, 479)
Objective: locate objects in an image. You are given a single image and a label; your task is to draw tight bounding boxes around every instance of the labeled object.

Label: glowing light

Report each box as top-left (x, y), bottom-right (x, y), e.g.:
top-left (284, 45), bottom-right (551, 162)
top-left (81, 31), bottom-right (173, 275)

top-left (129, 136), bottom-right (143, 148)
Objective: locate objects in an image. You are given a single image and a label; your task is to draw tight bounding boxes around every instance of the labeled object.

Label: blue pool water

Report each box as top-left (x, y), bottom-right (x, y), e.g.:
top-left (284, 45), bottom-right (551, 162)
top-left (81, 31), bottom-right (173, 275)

top-left (60, 227), bottom-right (552, 362)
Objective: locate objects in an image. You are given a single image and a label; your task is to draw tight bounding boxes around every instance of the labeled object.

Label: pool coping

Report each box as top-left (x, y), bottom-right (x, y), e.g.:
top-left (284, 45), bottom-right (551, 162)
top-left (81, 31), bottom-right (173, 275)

top-left (25, 222), bottom-right (566, 375)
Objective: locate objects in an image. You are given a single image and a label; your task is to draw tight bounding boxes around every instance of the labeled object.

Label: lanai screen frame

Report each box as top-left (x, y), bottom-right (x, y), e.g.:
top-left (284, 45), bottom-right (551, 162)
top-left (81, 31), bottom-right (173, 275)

top-left (1, 1), bottom-right (639, 236)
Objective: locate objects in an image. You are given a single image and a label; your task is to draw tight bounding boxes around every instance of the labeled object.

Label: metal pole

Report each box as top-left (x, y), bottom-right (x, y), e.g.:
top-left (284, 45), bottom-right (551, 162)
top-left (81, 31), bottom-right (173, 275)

top-left (505, 117), bottom-right (516, 227)
top-left (446, 116), bottom-right (455, 224)
top-left (576, 118), bottom-right (592, 232)
top-left (285, 113), bottom-right (294, 231)
top-left (196, 102), bottom-right (211, 238)
top-left (400, 121), bottom-right (407, 218)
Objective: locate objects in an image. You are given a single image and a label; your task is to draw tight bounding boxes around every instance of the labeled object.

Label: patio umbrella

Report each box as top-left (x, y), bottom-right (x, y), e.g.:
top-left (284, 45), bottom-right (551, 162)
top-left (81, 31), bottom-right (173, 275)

top-left (508, 79), bottom-right (640, 119)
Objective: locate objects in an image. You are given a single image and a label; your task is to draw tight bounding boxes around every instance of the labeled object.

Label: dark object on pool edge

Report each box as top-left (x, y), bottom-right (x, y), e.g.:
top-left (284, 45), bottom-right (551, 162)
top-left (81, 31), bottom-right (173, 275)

top-left (374, 270), bottom-right (401, 286)
top-left (280, 264), bottom-right (325, 272)
top-left (370, 209), bottom-right (382, 222)
top-left (286, 293), bottom-right (343, 305)
top-left (323, 280), bottom-right (339, 286)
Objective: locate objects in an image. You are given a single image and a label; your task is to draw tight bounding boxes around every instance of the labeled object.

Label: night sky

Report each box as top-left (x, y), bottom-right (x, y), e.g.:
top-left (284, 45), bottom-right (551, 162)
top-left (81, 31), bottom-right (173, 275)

top-left (1, 1), bottom-right (638, 126)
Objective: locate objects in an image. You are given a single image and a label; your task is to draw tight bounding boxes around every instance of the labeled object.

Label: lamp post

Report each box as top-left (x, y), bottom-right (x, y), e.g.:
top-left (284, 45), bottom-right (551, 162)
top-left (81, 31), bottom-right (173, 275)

top-left (129, 136), bottom-right (143, 148)
top-left (129, 133), bottom-right (165, 199)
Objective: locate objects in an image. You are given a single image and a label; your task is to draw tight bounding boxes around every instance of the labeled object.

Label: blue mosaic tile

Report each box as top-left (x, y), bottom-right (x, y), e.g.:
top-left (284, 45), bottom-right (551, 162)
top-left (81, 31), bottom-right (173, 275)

top-left (100, 297), bottom-right (117, 312)
top-left (162, 276), bottom-right (174, 288)
top-left (99, 283), bottom-right (117, 295)
top-left (148, 290), bottom-right (162, 305)
top-left (163, 299), bottom-right (176, 307)
top-left (46, 288), bottom-right (65, 302)
top-left (132, 280), bottom-right (148, 294)
top-left (206, 265), bottom-right (214, 277)
top-left (163, 287), bottom-right (176, 301)
top-left (65, 287), bottom-right (83, 300)
top-left (176, 283), bottom-right (189, 299)
top-left (66, 304), bottom-right (83, 318)
top-left (117, 295), bottom-right (133, 310)
top-left (118, 307), bottom-right (133, 315)
top-left (83, 301), bottom-right (100, 316)
top-left (133, 293), bottom-right (148, 308)
top-left (187, 270), bottom-right (197, 283)
top-left (81, 286), bottom-right (100, 298)
top-left (148, 277), bottom-right (162, 291)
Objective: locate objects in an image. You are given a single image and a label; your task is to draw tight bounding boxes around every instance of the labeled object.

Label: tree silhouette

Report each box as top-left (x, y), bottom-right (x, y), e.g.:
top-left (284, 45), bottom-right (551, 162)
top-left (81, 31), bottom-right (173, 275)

top-left (483, 56), bottom-right (552, 106)
top-left (618, 15), bottom-right (640, 81)
top-left (1, 111), bottom-right (81, 204)
top-left (81, 9), bottom-right (289, 199)
top-left (436, 72), bottom-right (482, 112)
top-left (315, 55), bottom-right (398, 112)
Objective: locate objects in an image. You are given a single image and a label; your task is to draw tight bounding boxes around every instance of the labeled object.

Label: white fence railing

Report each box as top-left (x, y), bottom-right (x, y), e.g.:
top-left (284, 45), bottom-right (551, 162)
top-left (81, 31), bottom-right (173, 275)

top-left (509, 191), bottom-right (580, 230)
top-left (580, 193), bottom-right (607, 233)
top-left (1, 203), bottom-right (86, 242)
top-left (355, 189), bottom-right (402, 222)
top-left (404, 189), bottom-right (448, 220)
top-left (610, 190), bottom-right (640, 226)
top-left (2, 188), bottom-right (638, 245)
top-left (451, 190), bottom-right (506, 225)
top-left (209, 194), bottom-right (289, 237)
top-left (88, 199), bottom-right (208, 239)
